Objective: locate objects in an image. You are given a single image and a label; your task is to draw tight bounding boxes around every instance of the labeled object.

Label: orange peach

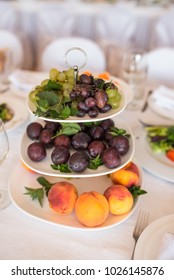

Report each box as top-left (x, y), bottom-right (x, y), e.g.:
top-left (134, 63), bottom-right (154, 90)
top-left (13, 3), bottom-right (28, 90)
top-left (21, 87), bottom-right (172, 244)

top-left (75, 191), bottom-right (109, 227)
top-left (104, 185), bottom-right (133, 215)
top-left (110, 161), bottom-right (140, 188)
top-left (48, 181), bottom-right (78, 214)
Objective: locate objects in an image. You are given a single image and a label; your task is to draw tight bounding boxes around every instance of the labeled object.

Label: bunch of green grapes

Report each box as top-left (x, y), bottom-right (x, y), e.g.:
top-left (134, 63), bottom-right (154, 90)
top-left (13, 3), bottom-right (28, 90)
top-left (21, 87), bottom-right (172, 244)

top-left (105, 88), bottom-right (122, 109)
top-left (29, 68), bottom-right (75, 103)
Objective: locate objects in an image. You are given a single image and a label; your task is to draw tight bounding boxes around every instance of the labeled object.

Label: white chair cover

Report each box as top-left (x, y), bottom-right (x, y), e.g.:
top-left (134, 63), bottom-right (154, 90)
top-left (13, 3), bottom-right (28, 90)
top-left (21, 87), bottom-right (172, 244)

top-left (154, 7), bottom-right (174, 47)
top-left (0, 1), bottom-right (33, 70)
top-left (0, 1), bottom-right (19, 32)
top-left (145, 47), bottom-right (174, 85)
top-left (0, 30), bottom-right (23, 69)
top-left (39, 37), bottom-right (106, 73)
top-left (95, 4), bottom-right (137, 48)
top-left (35, 4), bottom-right (76, 68)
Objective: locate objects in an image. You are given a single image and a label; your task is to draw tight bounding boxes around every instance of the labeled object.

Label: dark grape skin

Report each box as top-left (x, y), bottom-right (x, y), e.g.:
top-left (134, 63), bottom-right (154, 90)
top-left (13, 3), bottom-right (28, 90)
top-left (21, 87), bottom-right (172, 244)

top-left (109, 135), bottom-right (130, 155)
top-left (54, 134), bottom-right (71, 148)
top-left (76, 110), bottom-right (86, 118)
top-left (93, 78), bottom-right (105, 88)
top-left (51, 147), bottom-right (70, 165)
top-left (85, 97), bottom-right (96, 108)
top-left (69, 151), bottom-right (89, 172)
top-left (39, 129), bottom-right (54, 148)
top-left (104, 128), bottom-right (114, 142)
top-left (44, 121), bottom-right (61, 133)
top-left (100, 119), bottom-right (115, 131)
top-left (71, 132), bottom-right (91, 150)
top-left (26, 122), bottom-right (43, 140)
top-left (89, 125), bottom-right (104, 140)
top-left (88, 108), bottom-right (99, 118)
top-left (98, 104), bottom-right (112, 113)
top-left (78, 101), bottom-right (90, 112)
top-left (27, 142), bottom-right (46, 162)
top-left (88, 140), bottom-right (106, 158)
top-left (103, 82), bottom-right (118, 90)
top-left (79, 74), bottom-right (94, 85)
top-left (101, 147), bottom-right (121, 169)
top-left (94, 89), bottom-right (108, 109)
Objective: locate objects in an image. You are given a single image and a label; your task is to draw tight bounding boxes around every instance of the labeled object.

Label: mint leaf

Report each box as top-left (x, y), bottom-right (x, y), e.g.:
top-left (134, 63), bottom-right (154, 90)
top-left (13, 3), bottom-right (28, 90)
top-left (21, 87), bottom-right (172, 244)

top-left (129, 185), bottom-right (147, 198)
top-left (51, 163), bottom-right (72, 173)
top-left (88, 155), bottom-right (103, 170)
top-left (37, 90), bottom-right (60, 106)
top-left (44, 80), bottom-right (62, 90)
top-left (24, 187), bottom-right (44, 207)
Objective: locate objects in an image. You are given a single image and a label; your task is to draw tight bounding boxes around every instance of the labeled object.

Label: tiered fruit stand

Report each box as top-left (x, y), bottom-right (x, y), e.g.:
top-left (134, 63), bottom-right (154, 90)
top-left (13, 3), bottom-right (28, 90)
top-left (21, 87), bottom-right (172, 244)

top-left (10, 50), bottom-right (143, 230)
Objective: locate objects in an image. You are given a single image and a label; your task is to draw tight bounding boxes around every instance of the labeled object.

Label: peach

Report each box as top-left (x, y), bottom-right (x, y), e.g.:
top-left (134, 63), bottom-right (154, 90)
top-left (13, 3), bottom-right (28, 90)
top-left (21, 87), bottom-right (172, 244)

top-left (75, 191), bottom-right (109, 227)
top-left (48, 181), bottom-right (78, 214)
top-left (110, 161), bottom-right (140, 188)
top-left (104, 185), bottom-right (133, 215)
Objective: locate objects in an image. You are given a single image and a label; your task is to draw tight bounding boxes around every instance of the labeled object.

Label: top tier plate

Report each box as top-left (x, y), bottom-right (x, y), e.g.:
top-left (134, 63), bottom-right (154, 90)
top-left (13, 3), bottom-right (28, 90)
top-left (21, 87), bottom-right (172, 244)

top-left (26, 73), bottom-right (128, 123)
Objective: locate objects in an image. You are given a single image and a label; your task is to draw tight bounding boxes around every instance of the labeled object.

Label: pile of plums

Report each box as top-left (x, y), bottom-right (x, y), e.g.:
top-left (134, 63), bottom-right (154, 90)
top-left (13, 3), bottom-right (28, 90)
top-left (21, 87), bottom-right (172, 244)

top-left (70, 74), bottom-right (119, 118)
top-left (26, 119), bottom-right (131, 173)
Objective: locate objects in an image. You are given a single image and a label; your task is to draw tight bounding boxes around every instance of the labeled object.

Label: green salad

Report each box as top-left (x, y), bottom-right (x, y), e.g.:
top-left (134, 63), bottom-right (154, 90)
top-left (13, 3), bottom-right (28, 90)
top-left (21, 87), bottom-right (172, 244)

top-left (146, 126), bottom-right (174, 153)
top-left (0, 103), bottom-right (13, 122)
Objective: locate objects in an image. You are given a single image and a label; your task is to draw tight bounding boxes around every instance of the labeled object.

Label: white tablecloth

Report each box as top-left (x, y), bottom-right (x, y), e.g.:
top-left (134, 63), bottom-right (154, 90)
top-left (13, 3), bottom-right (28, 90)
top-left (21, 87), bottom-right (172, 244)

top-left (1, 86), bottom-right (174, 260)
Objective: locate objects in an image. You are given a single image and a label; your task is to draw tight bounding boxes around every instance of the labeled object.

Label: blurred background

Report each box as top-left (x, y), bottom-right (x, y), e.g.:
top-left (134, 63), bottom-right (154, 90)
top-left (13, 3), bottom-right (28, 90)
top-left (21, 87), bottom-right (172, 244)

top-left (0, 0), bottom-right (174, 81)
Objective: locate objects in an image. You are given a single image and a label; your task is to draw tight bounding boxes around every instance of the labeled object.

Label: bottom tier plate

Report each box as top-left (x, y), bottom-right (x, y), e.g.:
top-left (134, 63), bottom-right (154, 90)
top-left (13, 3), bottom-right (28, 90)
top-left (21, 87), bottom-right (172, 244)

top-left (8, 160), bottom-right (143, 231)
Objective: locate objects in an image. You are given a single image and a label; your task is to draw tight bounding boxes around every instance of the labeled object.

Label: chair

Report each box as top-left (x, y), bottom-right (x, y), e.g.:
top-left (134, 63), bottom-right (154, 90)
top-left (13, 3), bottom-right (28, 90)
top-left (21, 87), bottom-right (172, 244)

top-left (154, 7), bottom-right (174, 48)
top-left (0, 1), bottom-right (32, 70)
top-left (0, 30), bottom-right (23, 69)
top-left (39, 37), bottom-right (106, 73)
top-left (0, 1), bottom-right (19, 32)
top-left (35, 4), bottom-right (76, 68)
top-left (144, 47), bottom-right (174, 86)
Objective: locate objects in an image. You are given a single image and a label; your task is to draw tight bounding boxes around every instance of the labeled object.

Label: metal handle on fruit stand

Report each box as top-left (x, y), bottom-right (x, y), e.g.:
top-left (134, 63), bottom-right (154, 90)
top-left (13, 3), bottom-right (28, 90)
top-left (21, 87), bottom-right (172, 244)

top-left (65, 47), bottom-right (87, 83)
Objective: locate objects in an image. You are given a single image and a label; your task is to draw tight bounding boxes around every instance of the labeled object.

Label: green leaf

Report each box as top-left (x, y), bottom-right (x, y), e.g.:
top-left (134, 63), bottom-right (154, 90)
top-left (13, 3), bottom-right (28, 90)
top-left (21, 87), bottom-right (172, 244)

top-left (24, 187), bottom-right (44, 207)
top-left (50, 164), bottom-right (72, 173)
top-left (44, 80), bottom-right (62, 90)
top-left (109, 127), bottom-right (129, 136)
top-left (37, 177), bottom-right (54, 196)
top-left (54, 122), bottom-right (81, 137)
top-left (129, 185), bottom-right (147, 198)
top-left (58, 106), bottom-right (71, 119)
top-left (88, 155), bottom-right (103, 170)
top-left (37, 90), bottom-right (60, 106)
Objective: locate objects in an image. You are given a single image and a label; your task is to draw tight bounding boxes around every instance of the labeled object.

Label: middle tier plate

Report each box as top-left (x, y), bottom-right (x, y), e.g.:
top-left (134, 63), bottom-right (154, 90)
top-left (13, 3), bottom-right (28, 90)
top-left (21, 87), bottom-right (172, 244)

top-left (20, 117), bottom-right (135, 178)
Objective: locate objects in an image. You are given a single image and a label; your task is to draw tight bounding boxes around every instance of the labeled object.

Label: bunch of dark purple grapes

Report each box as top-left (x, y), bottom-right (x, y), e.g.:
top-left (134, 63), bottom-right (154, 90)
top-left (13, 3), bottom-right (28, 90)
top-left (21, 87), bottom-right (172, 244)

top-left (26, 119), bottom-right (131, 173)
top-left (70, 74), bottom-right (116, 118)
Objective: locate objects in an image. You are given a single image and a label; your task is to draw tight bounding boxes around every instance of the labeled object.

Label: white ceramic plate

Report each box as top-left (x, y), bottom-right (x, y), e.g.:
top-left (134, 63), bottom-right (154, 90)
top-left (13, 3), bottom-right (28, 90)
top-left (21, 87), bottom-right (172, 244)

top-left (8, 160), bottom-right (142, 231)
top-left (0, 94), bottom-right (29, 131)
top-left (19, 117), bottom-right (135, 178)
top-left (148, 94), bottom-right (174, 120)
top-left (134, 128), bottom-right (174, 182)
top-left (26, 81), bottom-right (127, 123)
top-left (134, 214), bottom-right (174, 260)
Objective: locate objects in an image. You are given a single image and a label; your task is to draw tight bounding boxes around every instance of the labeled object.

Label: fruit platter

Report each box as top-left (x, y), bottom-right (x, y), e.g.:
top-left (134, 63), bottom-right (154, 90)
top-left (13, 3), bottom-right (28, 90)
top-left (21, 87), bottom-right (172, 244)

top-left (26, 68), bottom-right (126, 122)
top-left (20, 117), bottom-right (134, 177)
top-left (9, 160), bottom-right (145, 230)
top-left (13, 62), bottom-right (147, 229)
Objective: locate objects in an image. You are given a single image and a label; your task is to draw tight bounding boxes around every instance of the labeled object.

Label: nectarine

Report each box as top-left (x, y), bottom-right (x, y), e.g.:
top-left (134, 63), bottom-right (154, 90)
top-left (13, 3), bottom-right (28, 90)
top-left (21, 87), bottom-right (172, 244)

top-left (48, 181), bottom-right (78, 214)
top-left (104, 185), bottom-right (133, 215)
top-left (75, 191), bottom-right (109, 227)
top-left (110, 161), bottom-right (140, 188)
